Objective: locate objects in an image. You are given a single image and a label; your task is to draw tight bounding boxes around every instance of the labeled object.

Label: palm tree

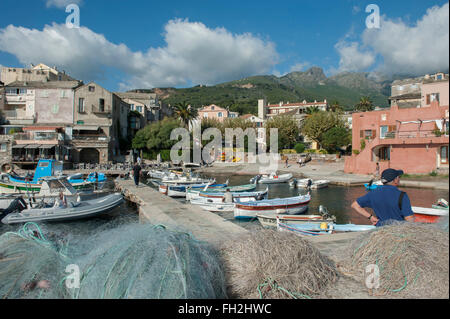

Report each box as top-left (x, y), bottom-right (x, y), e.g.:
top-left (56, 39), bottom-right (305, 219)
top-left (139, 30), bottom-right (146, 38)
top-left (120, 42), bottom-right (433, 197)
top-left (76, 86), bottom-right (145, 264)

top-left (355, 96), bottom-right (374, 112)
top-left (329, 100), bottom-right (343, 112)
top-left (173, 101), bottom-right (198, 127)
top-left (305, 106), bottom-right (320, 117)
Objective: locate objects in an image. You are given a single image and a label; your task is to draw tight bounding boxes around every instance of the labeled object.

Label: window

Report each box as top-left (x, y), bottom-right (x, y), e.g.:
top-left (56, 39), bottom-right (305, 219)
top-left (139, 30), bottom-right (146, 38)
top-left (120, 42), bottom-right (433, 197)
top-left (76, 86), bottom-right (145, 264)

top-left (218, 112), bottom-right (223, 117)
top-left (60, 90), bottom-right (67, 98)
top-left (78, 98), bottom-right (85, 113)
top-left (380, 126), bottom-right (388, 139)
top-left (130, 104), bottom-right (135, 110)
top-left (0, 144), bottom-right (6, 152)
top-left (426, 93), bottom-right (440, 105)
top-left (41, 90), bottom-right (49, 98)
top-left (88, 86), bottom-right (95, 92)
top-left (379, 146), bottom-right (390, 161)
top-left (203, 113), bottom-right (208, 118)
top-left (136, 106), bottom-right (142, 113)
top-left (211, 106), bottom-right (215, 110)
top-left (381, 114), bottom-right (387, 121)
top-left (6, 88), bottom-right (16, 95)
top-left (52, 104), bottom-right (59, 114)
top-left (99, 98), bottom-right (105, 112)
top-left (440, 146), bottom-right (448, 164)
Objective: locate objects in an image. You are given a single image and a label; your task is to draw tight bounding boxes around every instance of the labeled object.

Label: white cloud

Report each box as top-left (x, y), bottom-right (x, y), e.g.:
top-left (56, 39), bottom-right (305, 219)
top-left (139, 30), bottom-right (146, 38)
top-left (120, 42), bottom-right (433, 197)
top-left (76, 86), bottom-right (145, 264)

top-left (289, 62), bottom-right (311, 72)
top-left (0, 19), bottom-right (278, 89)
top-left (334, 41), bottom-right (376, 72)
top-left (362, 2), bottom-right (449, 75)
top-left (46, 0), bottom-right (82, 9)
top-left (335, 2), bottom-right (449, 75)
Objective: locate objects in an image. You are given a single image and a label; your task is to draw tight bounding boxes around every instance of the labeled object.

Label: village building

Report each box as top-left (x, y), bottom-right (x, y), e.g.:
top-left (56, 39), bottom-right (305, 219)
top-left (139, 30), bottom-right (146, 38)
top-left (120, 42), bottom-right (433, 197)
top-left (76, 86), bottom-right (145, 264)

top-left (258, 98), bottom-right (328, 120)
top-left (197, 104), bottom-right (238, 122)
top-left (345, 73), bottom-right (449, 175)
top-left (72, 82), bottom-right (130, 164)
top-left (0, 63), bottom-right (75, 85)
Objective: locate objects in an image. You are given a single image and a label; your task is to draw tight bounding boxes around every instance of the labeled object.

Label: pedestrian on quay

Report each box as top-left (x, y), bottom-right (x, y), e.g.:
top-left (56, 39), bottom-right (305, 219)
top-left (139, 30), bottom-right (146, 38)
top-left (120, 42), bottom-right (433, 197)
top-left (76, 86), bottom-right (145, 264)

top-left (132, 162), bottom-right (142, 187)
top-left (351, 168), bottom-right (415, 226)
top-left (223, 188), bottom-right (233, 203)
top-left (285, 157), bottom-right (289, 168)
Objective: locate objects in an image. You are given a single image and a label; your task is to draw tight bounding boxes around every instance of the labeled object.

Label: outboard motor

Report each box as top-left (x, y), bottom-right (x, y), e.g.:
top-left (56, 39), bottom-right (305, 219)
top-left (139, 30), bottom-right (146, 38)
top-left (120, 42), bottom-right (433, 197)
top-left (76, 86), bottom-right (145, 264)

top-left (0, 197), bottom-right (27, 220)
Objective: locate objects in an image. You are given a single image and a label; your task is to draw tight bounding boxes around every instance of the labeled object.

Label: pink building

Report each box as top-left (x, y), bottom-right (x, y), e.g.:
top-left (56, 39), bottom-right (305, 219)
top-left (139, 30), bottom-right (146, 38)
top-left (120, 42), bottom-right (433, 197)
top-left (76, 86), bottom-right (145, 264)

top-left (345, 75), bottom-right (449, 175)
top-left (197, 104), bottom-right (238, 122)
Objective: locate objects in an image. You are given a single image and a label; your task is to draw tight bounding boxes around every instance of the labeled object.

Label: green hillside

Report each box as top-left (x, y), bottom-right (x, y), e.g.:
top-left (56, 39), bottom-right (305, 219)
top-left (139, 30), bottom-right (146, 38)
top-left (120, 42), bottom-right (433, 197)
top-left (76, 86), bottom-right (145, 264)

top-left (135, 67), bottom-right (394, 115)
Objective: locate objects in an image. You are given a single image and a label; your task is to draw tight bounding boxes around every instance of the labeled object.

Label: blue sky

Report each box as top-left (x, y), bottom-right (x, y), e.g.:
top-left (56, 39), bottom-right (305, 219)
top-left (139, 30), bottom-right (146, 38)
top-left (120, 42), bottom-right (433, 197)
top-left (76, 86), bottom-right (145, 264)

top-left (0, 0), bottom-right (448, 91)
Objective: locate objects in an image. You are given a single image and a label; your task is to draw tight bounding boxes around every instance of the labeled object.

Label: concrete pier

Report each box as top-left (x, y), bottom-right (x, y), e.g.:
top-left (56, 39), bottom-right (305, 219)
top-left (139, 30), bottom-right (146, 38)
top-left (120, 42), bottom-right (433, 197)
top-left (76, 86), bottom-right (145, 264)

top-left (115, 179), bottom-right (247, 246)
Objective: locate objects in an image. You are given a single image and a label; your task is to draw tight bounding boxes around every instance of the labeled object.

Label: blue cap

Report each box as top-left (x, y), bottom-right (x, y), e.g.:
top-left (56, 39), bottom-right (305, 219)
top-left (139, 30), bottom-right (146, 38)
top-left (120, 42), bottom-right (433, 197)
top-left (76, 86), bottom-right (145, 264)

top-left (381, 168), bottom-right (404, 183)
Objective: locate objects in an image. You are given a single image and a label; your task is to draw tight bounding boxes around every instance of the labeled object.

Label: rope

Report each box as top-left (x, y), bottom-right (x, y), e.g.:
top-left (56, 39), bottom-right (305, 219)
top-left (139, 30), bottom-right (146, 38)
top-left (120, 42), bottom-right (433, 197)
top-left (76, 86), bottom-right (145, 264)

top-left (257, 277), bottom-right (312, 299)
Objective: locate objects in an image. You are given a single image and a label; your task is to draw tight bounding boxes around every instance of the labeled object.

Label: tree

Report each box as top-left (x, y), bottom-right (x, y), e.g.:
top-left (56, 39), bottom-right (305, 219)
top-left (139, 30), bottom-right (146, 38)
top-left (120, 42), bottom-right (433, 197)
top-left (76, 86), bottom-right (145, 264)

top-left (265, 115), bottom-right (300, 150)
top-left (301, 111), bottom-right (345, 149)
top-left (321, 127), bottom-right (351, 153)
top-left (355, 96), bottom-right (374, 112)
top-left (329, 100), bottom-right (343, 112)
top-left (305, 106), bottom-right (320, 116)
top-left (173, 101), bottom-right (198, 127)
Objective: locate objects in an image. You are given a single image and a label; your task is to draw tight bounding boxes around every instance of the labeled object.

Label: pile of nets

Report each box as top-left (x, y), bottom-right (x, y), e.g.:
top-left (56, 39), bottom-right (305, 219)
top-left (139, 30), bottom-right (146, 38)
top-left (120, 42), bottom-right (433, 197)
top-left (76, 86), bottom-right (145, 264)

top-left (342, 221), bottom-right (449, 299)
top-left (220, 229), bottom-right (338, 299)
top-left (0, 222), bottom-right (227, 299)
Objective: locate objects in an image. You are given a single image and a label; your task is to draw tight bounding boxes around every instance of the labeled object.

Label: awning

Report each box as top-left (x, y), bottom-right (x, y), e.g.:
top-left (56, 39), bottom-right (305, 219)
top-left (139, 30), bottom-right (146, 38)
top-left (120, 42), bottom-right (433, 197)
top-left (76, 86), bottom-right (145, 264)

top-left (72, 125), bottom-right (100, 131)
top-left (12, 144), bottom-right (26, 149)
top-left (25, 144), bottom-right (41, 149)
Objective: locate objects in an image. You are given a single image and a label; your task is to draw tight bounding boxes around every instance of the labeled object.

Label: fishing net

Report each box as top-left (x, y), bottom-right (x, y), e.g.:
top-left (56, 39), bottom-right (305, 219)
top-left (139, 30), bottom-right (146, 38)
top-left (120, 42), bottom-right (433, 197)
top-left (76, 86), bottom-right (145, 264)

top-left (220, 229), bottom-right (338, 299)
top-left (0, 222), bottom-right (227, 299)
top-left (341, 221), bottom-right (449, 299)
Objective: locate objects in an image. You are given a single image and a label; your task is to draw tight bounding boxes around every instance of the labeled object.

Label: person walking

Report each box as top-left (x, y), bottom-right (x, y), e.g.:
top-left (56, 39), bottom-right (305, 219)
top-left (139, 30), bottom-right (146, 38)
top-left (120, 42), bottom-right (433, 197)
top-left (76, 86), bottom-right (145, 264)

top-left (132, 162), bottom-right (142, 187)
top-left (223, 189), bottom-right (233, 203)
top-left (351, 168), bottom-right (414, 226)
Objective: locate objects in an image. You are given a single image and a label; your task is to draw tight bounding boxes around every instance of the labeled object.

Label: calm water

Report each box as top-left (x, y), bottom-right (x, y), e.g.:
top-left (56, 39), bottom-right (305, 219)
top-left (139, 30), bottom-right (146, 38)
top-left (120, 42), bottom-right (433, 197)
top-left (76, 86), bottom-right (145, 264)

top-left (200, 174), bottom-right (449, 229)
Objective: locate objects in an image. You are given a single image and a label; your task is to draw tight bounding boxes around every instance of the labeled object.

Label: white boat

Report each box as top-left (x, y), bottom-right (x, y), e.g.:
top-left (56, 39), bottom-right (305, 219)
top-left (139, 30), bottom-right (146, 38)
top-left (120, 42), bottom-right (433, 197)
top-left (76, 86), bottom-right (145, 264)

top-left (412, 206), bottom-right (449, 223)
top-left (293, 178), bottom-right (329, 189)
top-left (256, 205), bottom-right (336, 228)
top-left (289, 178), bottom-right (312, 188)
top-left (186, 184), bottom-right (256, 201)
top-left (161, 176), bottom-right (215, 185)
top-left (251, 173), bottom-right (293, 184)
top-left (277, 221), bottom-right (375, 236)
top-left (310, 180), bottom-right (329, 189)
top-left (190, 198), bottom-right (240, 212)
top-left (234, 194), bottom-right (310, 219)
top-left (196, 188), bottom-right (268, 203)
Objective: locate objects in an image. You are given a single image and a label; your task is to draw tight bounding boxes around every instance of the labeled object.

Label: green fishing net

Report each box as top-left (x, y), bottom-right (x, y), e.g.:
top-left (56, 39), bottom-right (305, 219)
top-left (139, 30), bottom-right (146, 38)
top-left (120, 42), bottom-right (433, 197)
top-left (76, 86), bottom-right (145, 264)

top-left (0, 222), bottom-right (227, 299)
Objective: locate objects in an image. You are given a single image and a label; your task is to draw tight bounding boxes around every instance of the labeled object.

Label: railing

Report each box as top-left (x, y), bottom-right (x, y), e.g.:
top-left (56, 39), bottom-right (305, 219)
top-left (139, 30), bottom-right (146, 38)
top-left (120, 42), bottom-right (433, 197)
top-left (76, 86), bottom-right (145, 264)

top-left (92, 104), bottom-right (111, 114)
top-left (14, 132), bottom-right (61, 141)
top-left (72, 134), bottom-right (110, 142)
top-left (380, 129), bottom-right (449, 139)
top-left (2, 110), bottom-right (17, 118)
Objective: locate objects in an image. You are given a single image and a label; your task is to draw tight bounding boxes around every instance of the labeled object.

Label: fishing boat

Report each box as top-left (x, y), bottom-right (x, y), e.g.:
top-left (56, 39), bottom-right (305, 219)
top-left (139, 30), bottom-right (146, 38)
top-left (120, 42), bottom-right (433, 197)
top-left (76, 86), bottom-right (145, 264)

top-left (277, 221), bottom-right (376, 236)
top-left (185, 184), bottom-right (257, 201)
top-left (189, 198), bottom-right (239, 212)
top-left (256, 205), bottom-right (336, 228)
top-left (291, 178), bottom-right (329, 189)
top-left (432, 198), bottom-right (449, 210)
top-left (250, 173), bottom-right (293, 184)
top-left (0, 159), bottom-right (105, 194)
top-left (161, 175), bottom-right (214, 185)
top-left (196, 188), bottom-right (269, 203)
top-left (412, 206), bottom-right (449, 223)
top-left (160, 181), bottom-right (229, 197)
top-left (1, 177), bottom-right (123, 224)
top-left (233, 194), bottom-right (310, 220)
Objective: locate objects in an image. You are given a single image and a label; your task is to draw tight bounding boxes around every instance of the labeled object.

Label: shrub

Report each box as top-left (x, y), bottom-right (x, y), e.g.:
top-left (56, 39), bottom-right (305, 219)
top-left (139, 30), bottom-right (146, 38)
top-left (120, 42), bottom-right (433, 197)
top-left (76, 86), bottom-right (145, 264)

top-left (352, 150), bottom-right (360, 155)
top-left (294, 143), bottom-right (306, 154)
top-left (305, 149), bottom-right (316, 154)
top-left (360, 139), bottom-right (366, 151)
top-left (318, 149), bottom-right (328, 154)
top-left (429, 171), bottom-right (438, 176)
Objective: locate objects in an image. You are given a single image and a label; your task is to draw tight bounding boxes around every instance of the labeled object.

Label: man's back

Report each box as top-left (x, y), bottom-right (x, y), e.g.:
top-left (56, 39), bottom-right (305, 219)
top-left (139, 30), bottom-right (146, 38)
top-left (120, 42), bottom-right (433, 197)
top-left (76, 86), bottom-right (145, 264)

top-left (356, 185), bottom-right (414, 226)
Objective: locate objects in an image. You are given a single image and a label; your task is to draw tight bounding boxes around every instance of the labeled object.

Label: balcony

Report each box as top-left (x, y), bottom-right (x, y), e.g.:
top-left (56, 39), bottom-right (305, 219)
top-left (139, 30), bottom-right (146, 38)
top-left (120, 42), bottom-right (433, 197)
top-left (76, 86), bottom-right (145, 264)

top-left (2, 110), bottom-right (35, 125)
top-left (5, 95), bottom-right (27, 104)
top-left (379, 129), bottom-right (449, 145)
top-left (14, 132), bottom-right (62, 141)
top-left (72, 134), bottom-right (110, 142)
top-left (92, 104), bottom-right (111, 115)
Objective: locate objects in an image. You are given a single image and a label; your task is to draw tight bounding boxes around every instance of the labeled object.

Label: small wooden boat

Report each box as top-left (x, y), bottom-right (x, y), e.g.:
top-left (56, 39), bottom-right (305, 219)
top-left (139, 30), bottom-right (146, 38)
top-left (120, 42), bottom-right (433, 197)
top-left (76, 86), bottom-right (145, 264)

top-left (277, 221), bottom-right (376, 236)
top-left (190, 198), bottom-right (238, 212)
top-left (186, 183), bottom-right (256, 201)
top-left (293, 178), bottom-right (329, 189)
top-left (412, 206), bottom-right (449, 223)
top-left (256, 213), bottom-right (336, 228)
top-left (251, 173), bottom-right (293, 184)
top-left (310, 180), bottom-right (329, 189)
top-left (234, 194), bottom-right (310, 220)
top-left (165, 182), bottom-right (228, 197)
top-left (196, 188), bottom-right (269, 203)
top-left (161, 176), bottom-right (214, 185)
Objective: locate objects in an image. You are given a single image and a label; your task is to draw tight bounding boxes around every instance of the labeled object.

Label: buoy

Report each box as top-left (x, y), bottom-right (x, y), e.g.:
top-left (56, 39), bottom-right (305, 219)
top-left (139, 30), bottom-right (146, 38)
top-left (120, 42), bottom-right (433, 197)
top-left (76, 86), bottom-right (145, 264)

top-left (320, 222), bottom-right (328, 230)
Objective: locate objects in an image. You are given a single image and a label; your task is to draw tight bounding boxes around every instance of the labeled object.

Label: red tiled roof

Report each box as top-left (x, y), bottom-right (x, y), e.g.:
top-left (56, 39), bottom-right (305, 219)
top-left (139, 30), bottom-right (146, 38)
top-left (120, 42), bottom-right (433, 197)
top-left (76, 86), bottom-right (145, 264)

top-left (240, 114), bottom-right (253, 119)
top-left (267, 101), bottom-right (327, 107)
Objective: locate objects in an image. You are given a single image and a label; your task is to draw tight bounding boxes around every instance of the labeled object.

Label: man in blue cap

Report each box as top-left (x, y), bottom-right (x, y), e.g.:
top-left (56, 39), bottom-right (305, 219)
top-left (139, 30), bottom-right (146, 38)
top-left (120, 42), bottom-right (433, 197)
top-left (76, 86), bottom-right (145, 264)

top-left (351, 168), bottom-right (415, 226)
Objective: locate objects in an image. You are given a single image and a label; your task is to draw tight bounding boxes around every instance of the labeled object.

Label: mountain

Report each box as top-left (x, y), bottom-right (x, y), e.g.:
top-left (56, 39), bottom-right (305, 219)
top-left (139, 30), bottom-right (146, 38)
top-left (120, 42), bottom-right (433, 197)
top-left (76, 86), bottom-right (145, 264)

top-left (135, 67), bottom-right (404, 115)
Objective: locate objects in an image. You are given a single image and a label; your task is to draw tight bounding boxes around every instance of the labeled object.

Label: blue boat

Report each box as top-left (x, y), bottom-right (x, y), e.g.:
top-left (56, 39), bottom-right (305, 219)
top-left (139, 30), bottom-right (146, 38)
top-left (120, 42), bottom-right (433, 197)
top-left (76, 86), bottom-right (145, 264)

top-left (1, 160), bottom-right (105, 194)
top-left (364, 180), bottom-right (383, 191)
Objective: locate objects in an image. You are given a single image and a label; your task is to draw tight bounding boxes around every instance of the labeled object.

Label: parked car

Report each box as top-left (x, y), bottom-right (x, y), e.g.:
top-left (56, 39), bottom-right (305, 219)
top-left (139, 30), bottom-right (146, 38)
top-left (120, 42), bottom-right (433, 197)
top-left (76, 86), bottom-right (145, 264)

top-left (298, 153), bottom-right (311, 165)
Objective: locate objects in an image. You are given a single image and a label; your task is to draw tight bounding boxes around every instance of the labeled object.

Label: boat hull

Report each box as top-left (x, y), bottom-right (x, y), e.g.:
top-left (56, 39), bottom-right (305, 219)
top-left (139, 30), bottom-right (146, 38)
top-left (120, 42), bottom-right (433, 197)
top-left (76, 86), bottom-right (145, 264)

top-left (256, 213), bottom-right (334, 228)
top-left (234, 195), bottom-right (310, 219)
top-left (258, 173), bottom-right (293, 184)
top-left (1, 193), bottom-right (124, 224)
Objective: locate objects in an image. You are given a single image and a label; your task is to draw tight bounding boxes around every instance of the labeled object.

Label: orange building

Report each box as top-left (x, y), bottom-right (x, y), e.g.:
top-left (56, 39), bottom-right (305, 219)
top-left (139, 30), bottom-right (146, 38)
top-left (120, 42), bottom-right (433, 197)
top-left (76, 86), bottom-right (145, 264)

top-left (197, 104), bottom-right (238, 122)
top-left (345, 74), bottom-right (449, 175)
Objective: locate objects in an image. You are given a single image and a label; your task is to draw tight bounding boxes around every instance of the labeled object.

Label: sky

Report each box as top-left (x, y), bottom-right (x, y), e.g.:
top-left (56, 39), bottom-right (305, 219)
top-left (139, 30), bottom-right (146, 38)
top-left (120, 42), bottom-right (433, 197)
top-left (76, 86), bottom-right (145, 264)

top-left (0, 0), bottom-right (448, 91)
